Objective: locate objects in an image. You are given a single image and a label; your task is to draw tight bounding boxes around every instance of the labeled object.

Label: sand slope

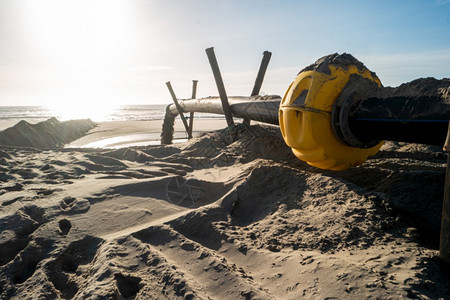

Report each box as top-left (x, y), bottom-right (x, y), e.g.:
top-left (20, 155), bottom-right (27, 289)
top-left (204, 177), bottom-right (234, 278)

top-left (0, 118), bottom-right (96, 148)
top-left (0, 124), bottom-right (449, 299)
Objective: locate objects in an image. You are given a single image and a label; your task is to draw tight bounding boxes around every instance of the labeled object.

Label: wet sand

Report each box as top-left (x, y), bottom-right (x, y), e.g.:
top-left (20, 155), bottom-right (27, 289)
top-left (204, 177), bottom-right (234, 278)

top-left (66, 119), bottom-right (228, 148)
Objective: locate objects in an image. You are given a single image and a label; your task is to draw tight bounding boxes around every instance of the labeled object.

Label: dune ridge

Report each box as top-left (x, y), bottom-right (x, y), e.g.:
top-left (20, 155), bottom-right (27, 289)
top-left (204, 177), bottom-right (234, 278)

top-left (0, 117), bottom-right (96, 148)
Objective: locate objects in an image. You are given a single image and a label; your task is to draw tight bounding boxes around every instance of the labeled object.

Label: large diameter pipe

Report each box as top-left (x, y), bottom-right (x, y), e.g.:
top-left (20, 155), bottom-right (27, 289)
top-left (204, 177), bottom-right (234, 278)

top-left (334, 76), bottom-right (450, 147)
top-left (166, 96), bottom-right (281, 125)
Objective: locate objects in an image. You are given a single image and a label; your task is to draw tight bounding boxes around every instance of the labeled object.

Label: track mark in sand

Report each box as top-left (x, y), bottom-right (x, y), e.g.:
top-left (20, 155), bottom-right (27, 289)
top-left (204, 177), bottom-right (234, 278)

top-left (60, 197), bottom-right (74, 207)
top-left (85, 154), bottom-right (128, 168)
top-left (100, 169), bottom-right (170, 179)
top-left (132, 226), bottom-right (271, 299)
top-left (60, 196), bottom-right (90, 214)
top-left (114, 273), bottom-right (142, 298)
top-left (1, 196), bottom-right (23, 206)
top-left (0, 205), bottom-right (46, 266)
top-left (11, 246), bottom-right (42, 284)
top-left (9, 168), bottom-right (39, 180)
top-left (1, 183), bottom-right (23, 192)
top-left (0, 231), bottom-right (28, 266)
top-left (49, 159), bottom-right (68, 166)
top-left (0, 157), bottom-right (9, 166)
top-left (18, 204), bottom-right (45, 228)
top-left (77, 161), bottom-right (126, 172)
top-left (0, 149), bottom-right (12, 159)
top-left (166, 176), bottom-right (202, 206)
top-left (102, 147), bottom-right (156, 163)
top-left (34, 188), bottom-right (59, 197)
top-left (78, 154), bottom-right (128, 172)
top-left (5, 236), bottom-right (54, 288)
top-left (58, 219), bottom-right (72, 235)
top-left (0, 171), bottom-right (15, 182)
top-left (103, 234), bottom-right (206, 299)
top-left (44, 236), bottom-right (103, 299)
top-left (160, 167), bottom-right (187, 176)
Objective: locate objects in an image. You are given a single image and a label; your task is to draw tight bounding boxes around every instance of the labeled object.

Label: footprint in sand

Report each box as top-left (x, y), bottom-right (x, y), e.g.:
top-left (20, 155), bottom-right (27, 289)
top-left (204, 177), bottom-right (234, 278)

top-left (114, 273), bottom-right (142, 298)
top-left (58, 219), bottom-right (72, 235)
top-left (60, 196), bottom-right (90, 214)
top-left (44, 236), bottom-right (103, 298)
top-left (1, 196), bottom-right (24, 206)
top-left (0, 149), bottom-right (12, 159)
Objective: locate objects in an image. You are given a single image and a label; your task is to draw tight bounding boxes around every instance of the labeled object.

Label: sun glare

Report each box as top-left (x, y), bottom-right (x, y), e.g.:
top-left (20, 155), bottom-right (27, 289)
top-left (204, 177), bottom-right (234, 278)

top-left (22, 0), bottom-right (135, 67)
top-left (20, 0), bottom-right (139, 109)
top-left (47, 101), bottom-right (118, 122)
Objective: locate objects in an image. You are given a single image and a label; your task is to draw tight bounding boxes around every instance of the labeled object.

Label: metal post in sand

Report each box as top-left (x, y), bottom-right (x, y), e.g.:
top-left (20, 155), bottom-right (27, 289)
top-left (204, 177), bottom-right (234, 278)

top-left (205, 47), bottom-right (237, 140)
top-left (244, 51), bottom-right (273, 126)
top-left (166, 81), bottom-right (192, 139)
top-left (251, 51), bottom-right (272, 97)
top-left (440, 121), bottom-right (450, 271)
top-left (188, 80), bottom-right (198, 138)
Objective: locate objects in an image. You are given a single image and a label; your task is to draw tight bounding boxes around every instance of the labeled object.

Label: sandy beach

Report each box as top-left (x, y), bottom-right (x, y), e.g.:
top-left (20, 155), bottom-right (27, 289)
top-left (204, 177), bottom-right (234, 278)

top-left (66, 119), bottom-right (230, 149)
top-left (0, 118), bottom-right (449, 299)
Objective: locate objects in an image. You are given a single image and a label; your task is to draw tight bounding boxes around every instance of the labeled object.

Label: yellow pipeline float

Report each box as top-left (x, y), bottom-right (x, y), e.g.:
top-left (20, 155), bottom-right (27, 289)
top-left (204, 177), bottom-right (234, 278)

top-left (278, 54), bottom-right (384, 171)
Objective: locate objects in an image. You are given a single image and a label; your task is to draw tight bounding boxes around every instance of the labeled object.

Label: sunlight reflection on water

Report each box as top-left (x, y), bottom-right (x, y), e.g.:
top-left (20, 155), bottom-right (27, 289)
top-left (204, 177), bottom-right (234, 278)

top-left (47, 103), bottom-right (119, 122)
top-left (1, 104), bottom-right (224, 124)
top-left (67, 134), bottom-right (188, 149)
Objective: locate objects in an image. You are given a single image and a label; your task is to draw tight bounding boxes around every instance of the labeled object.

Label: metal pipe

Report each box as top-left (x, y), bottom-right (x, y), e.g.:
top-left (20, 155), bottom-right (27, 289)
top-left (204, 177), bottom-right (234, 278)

top-left (333, 76), bottom-right (450, 147)
top-left (166, 96), bottom-right (280, 125)
top-left (160, 96), bottom-right (280, 144)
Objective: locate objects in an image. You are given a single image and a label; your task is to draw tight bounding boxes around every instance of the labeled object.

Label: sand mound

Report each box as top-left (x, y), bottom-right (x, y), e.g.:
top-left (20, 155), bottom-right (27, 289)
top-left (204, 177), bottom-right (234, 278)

top-left (0, 118), bottom-right (96, 148)
top-left (0, 124), bottom-right (449, 299)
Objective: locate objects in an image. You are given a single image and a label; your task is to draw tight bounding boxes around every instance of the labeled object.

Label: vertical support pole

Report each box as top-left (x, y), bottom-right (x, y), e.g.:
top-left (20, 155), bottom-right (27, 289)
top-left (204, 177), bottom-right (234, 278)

top-left (205, 47), bottom-right (237, 140)
top-left (251, 51), bottom-right (272, 96)
top-left (440, 121), bottom-right (450, 270)
top-left (188, 80), bottom-right (198, 138)
top-left (191, 80), bottom-right (198, 99)
top-left (244, 50), bottom-right (272, 126)
top-left (166, 81), bottom-right (192, 139)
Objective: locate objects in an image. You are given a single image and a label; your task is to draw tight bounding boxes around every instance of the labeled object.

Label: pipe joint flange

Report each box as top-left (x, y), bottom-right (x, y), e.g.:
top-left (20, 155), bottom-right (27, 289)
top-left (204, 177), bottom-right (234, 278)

top-left (331, 83), bottom-right (381, 149)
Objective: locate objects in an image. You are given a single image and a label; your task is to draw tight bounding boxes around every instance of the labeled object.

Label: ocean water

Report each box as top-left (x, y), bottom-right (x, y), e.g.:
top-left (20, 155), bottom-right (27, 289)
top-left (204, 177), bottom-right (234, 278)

top-left (0, 104), bottom-right (224, 130)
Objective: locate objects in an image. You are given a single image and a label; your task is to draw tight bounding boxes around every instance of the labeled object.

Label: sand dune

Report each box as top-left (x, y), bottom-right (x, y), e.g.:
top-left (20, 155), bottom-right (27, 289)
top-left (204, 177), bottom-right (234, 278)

top-left (0, 118), bottom-right (96, 148)
top-left (0, 122), bottom-right (449, 299)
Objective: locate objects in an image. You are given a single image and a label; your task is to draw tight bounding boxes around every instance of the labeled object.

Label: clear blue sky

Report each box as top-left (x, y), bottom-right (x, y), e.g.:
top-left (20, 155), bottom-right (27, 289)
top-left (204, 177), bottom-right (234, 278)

top-left (0, 0), bottom-right (449, 107)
